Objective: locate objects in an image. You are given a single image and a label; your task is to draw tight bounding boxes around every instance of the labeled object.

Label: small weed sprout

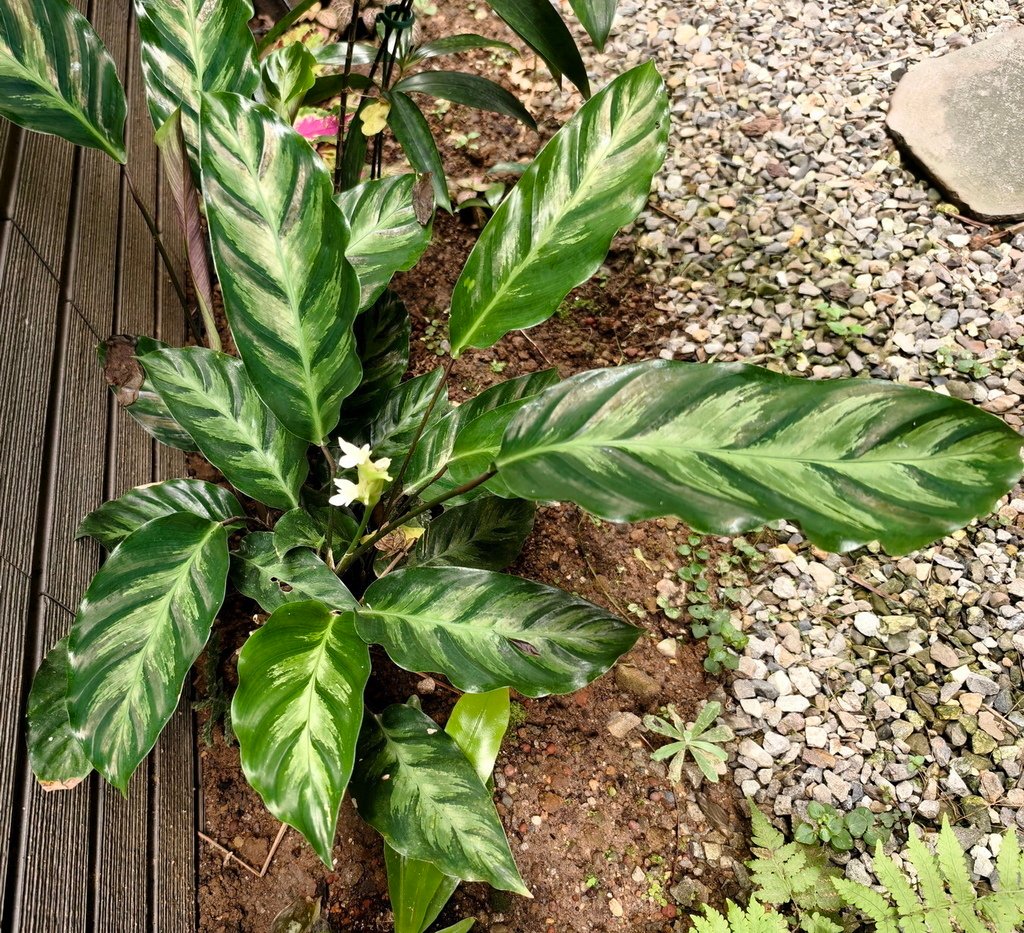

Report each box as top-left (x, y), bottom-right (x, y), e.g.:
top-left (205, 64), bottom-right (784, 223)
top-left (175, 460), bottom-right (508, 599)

top-left (644, 700), bottom-right (733, 785)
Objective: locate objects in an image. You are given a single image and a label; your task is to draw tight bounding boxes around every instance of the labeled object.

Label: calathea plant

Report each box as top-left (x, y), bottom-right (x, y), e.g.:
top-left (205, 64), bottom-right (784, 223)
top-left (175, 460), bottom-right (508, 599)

top-left (4, 0), bottom-right (1023, 926)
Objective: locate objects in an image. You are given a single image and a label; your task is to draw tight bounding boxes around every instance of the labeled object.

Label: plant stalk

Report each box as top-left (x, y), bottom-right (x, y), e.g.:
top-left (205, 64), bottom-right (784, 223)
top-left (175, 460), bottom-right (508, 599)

top-left (333, 0), bottom-right (362, 192)
top-left (336, 504), bottom-right (374, 573)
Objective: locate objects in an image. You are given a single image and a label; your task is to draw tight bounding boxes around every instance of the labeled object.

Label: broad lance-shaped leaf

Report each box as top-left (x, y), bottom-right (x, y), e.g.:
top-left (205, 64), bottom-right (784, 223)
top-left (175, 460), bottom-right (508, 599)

top-left (340, 292), bottom-right (411, 427)
top-left (496, 360), bottom-right (1024, 555)
top-left (200, 92), bottom-right (361, 444)
top-left (351, 703), bottom-right (529, 896)
top-left (358, 567), bottom-right (640, 696)
top-left (27, 637), bottom-right (92, 791)
top-left (232, 532), bottom-right (357, 614)
top-left (76, 478), bottom-right (241, 550)
top-left (387, 689), bottom-right (510, 933)
top-left (133, 0), bottom-right (259, 158)
top-left (392, 72), bottom-right (536, 130)
top-left (0, 0), bottom-right (127, 161)
top-left (68, 513), bottom-right (229, 791)
top-left (337, 176), bottom-right (433, 312)
top-left (408, 498), bottom-right (535, 571)
top-left (141, 347), bottom-right (308, 510)
top-left (369, 368), bottom-right (450, 463)
top-left (233, 603), bottom-right (370, 865)
top-left (448, 63), bottom-right (668, 355)
top-left (406, 34), bottom-right (517, 67)
top-left (387, 91), bottom-right (450, 212)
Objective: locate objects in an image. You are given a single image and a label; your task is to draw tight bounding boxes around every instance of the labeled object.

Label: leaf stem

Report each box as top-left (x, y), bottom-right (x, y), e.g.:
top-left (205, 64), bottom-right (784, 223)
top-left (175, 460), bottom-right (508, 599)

top-left (339, 468), bottom-right (496, 572)
top-left (336, 504), bottom-right (374, 573)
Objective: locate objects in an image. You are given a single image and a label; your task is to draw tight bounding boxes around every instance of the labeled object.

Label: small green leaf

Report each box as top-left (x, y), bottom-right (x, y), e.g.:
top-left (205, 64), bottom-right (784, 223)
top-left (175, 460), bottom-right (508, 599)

top-left (273, 508), bottom-right (332, 558)
top-left (76, 479), bottom-right (241, 550)
top-left (68, 514), bottom-right (229, 791)
top-left (358, 567), bottom-right (640, 696)
top-left (257, 42), bottom-right (317, 123)
top-left (352, 703), bottom-right (529, 895)
top-left (27, 638), bottom-right (92, 790)
top-left (337, 175), bottom-right (433, 312)
top-left (369, 368), bottom-right (450, 463)
top-left (406, 34), bottom-right (517, 66)
top-left (340, 292), bottom-right (411, 428)
top-left (392, 72), bottom-right (536, 130)
top-left (233, 602), bottom-right (370, 865)
top-left (232, 532), bottom-right (357, 614)
top-left (449, 64), bottom-right (668, 355)
top-left (409, 497), bottom-right (534, 571)
top-left (568, 0), bottom-right (617, 50)
top-left (496, 360), bottom-right (1024, 555)
top-left (387, 91), bottom-right (450, 211)
top-left (141, 347), bottom-right (308, 510)
top-left (0, 0), bottom-right (127, 161)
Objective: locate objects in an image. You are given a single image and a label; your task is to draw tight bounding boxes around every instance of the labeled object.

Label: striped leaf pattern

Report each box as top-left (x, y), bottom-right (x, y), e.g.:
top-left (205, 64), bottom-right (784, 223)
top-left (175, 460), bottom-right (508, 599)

top-left (200, 92), bottom-right (361, 444)
top-left (27, 637), bottom-right (92, 790)
top-left (448, 62), bottom-right (668, 355)
top-left (358, 567), bottom-right (640, 696)
top-left (233, 602), bottom-right (370, 864)
top-left (141, 347), bottom-right (308, 510)
top-left (386, 689), bottom-right (510, 933)
top-left (232, 532), bottom-right (357, 614)
top-left (133, 0), bottom-right (258, 156)
top-left (496, 360), bottom-right (1024, 555)
top-left (76, 478), bottom-right (241, 549)
top-left (336, 175), bottom-right (433, 312)
top-left (369, 368), bottom-right (450, 462)
top-left (403, 370), bottom-right (559, 493)
top-left (0, 0), bottom-right (127, 161)
top-left (351, 703), bottom-right (529, 895)
top-left (68, 513), bottom-right (229, 791)
top-left (408, 497), bottom-right (535, 571)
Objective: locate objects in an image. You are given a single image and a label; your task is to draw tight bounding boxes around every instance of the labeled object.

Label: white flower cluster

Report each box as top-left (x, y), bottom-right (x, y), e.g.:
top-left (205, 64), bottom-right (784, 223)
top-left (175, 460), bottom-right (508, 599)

top-left (328, 439), bottom-right (393, 508)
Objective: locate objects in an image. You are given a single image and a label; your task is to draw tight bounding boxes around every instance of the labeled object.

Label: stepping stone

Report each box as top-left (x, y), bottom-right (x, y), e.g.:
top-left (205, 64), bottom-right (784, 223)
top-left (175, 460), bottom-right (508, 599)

top-left (887, 28), bottom-right (1024, 222)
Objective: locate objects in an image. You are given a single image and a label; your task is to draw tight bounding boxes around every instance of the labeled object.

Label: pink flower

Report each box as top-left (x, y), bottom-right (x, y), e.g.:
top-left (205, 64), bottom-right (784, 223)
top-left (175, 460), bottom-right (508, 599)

top-left (295, 113), bottom-right (340, 140)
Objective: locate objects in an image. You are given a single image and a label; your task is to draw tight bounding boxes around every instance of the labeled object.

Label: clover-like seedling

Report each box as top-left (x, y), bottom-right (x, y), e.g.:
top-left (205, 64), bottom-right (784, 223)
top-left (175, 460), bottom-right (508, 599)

top-left (644, 700), bottom-right (733, 784)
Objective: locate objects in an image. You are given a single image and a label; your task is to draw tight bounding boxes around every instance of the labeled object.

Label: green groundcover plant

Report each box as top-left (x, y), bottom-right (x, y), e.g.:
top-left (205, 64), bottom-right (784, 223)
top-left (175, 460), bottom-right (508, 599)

top-left (3, 1), bottom-right (1023, 929)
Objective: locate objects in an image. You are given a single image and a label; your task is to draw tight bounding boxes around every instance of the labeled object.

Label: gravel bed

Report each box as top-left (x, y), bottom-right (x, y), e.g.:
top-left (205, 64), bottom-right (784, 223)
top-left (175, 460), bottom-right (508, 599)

top-left (556, 0), bottom-right (1024, 884)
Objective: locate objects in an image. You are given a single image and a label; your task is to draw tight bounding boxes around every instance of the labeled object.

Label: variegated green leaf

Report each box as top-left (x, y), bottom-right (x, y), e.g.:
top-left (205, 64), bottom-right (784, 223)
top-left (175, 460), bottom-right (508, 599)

top-left (496, 360), bottom-right (1024, 555)
top-left (336, 175), bottom-right (433, 312)
top-left (351, 703), bottom-right (529, 895)
top-left (408, 497), bottom-right (534, 571)
top-left (257, 42), bottom-right (316, 124)
top-left (68, 513), bottom-right (229, 791)
top-left (233, 602), bottom-right (370, 865)
top-left (449, 62), bottom-right (668, 355)
top-left (141, 347), bottom-right (308, 510)
top-left (133, 0), bottom-right (259, 158)
top-left (75, 478), bottom-right (242, 550)
top-left (358, 567), bottom-right (640, 696)
top-left (99, 336), bottom-right (198, 451)
top-left (0, 0), bottom-right (127, 161)
top-left (27, 637), bottom-right (92, 791)
top-left (340, 292), bottom-right (411, 428)
top-left (403, 370), bottom-right (560, 493)
top-left (369, 368), bottom-right (450, 463)
top-left (232, 532), bottom-right (357, 614)
top-left (387, 689), bottom-right (510, 933)
top-left (200, 92), bottom-right (361, 444)
top-left (273, 508), bottom-right (331, 558)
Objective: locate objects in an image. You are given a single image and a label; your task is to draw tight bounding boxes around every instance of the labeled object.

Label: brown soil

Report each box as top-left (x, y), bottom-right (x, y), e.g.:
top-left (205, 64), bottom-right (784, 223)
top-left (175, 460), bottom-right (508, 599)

top-left (196, 7), bottom-right (745, 932)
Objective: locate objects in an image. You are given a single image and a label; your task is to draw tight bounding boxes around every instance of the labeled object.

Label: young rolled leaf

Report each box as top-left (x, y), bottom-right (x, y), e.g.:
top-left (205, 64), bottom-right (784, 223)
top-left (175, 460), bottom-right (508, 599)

top-left (154, 111), bottom-right (217, 345)
top-left (233, 602), bottom-right (370, 865)
top-left (387, 689), bottom-right (511, 933)
top-left (351, 703), bottom-right (529, 896)
top-left (68, 513), bottom-right (230, 791)
top-left (448, 62), bottom-right (669, 356)
top-left (568, 0), bottom-right (617, 51)
top-left (133, 0), bottom-right (259, 157)
top-left (257, 42), bottom-right (317, 123)
top-left (76, 478), bottom-right (242, 550)
top-left (358, 567), bottom-right (640, 696)
top-left (387, 91), bottom-right (451, 212)
top-left (408, 498), bottom-right (535, 571)
top-left (141, 347), bottom-right (308, 510)
top-left (391, 72), bottom-right (536, 130)
top-left (232, 532), bottom-right (358, 614)
top-left (337, 176), bottom-right (433, 312)
top-left (340, 292), bottom-right (411, 427)
top-left (483, 0), bottom-right (590, 97)
top-left (27, 637), bottom-right (92, 791)
top-left (200, 92), bottom-right (361, 444)
top-left (0, 0), bottom-right (127, 161)
top-left (98, 336), bottom-right (198, 451)
top-left (495, 360), bottom-right (1024, 555)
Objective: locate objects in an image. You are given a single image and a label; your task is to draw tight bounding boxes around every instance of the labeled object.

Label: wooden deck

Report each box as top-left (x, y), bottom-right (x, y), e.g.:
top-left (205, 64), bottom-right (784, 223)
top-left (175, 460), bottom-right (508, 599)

top-left (0, 3), bottom-right (196, 931)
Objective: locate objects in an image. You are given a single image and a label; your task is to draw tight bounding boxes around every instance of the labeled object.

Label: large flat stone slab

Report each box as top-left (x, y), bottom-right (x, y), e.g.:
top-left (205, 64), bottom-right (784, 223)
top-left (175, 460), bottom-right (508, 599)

top-left (887, 28), bottom-right (1024, 222)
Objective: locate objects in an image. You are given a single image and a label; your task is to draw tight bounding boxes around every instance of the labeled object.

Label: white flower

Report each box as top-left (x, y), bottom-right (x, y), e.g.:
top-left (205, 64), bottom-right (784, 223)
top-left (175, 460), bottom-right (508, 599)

top-left (329, 437), bottom-right (393, 508)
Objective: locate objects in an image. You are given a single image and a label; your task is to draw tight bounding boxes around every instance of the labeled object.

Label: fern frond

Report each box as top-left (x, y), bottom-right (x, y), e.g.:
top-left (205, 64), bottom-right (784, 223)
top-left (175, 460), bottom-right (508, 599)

top-left (871, 841), bottom-right (928, 933)
top-left (935, 819), bottom-right (987, 933)
top-left (980, 827), bottom-right (1024, 933)
top-left (748, 799), bottom-right (785, 851)
top-left (799, 913), bottom-right (843, 933)
top-left (831, 877), bottom-right (899, 932)
top-left (904, 832), bottom-right (953, 933)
